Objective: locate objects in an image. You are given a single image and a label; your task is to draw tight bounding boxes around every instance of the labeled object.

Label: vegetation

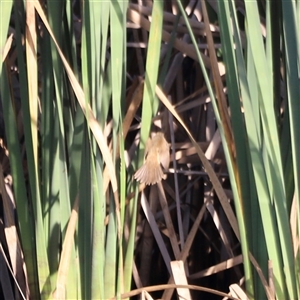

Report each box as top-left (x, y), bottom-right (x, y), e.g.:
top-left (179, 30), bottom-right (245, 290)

top-left (0, 0), bottom-right (299, 299)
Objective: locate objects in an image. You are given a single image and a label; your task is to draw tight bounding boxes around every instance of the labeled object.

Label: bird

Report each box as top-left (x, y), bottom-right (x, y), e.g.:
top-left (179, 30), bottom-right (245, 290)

top-left (134, 132), bottom-right (170, 185)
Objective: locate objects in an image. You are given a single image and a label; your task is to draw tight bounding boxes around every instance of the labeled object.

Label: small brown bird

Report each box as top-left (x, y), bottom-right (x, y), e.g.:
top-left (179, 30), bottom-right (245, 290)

top-left (134, 132), bottom-right (170, 185)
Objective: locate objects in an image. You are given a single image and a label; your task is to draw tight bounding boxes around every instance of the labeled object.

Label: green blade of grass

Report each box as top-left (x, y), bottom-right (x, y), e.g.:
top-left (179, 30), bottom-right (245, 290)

top-left (236, 9), bottom-right (286, 300)
top-left (81, 1), bottom-right (108, 298)
top-left (281, 0), bottom-right (300, 275)
top-left (139, 0), bottom-right (164, 146)
top-left (78, 129), bottom-right (92, 299)
top-left (45, 2), bottom-right (80, 296)
top-left (91, 149), bottom-right (106, 299)
top-left (104, 196), bottom-right (118, 299)
top-left (244, 2), bottom-right (297, 298)
top-left (216, 1), bottom-right (255, 296)
top-left (110, 0), bottom-right (127, 147)
top-left (18, 2), bottom-right (52, 297)
top-left (0, 63), bottom-right (41, 299)
top-left (98, 2), bottom-right (110, 125)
